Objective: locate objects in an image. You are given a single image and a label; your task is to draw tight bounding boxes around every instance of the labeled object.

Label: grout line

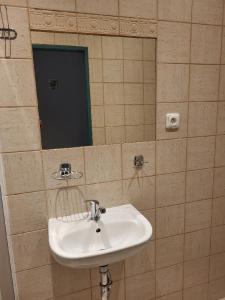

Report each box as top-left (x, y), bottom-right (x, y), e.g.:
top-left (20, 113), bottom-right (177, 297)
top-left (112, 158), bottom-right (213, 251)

top-left (2, 133), bottom-right (225, 155)
top-left (10, 196), bottom-right (221, 236)
top-left (208, 0), bottom-right (225, 293)
top-left (141, 38), bottom-right (144, 142)
top-left (11, 222), bottom-right (225, 243)
top-left (121, 36), bottom-right (126, 143)
top-left (157, 61), bottom-right (222, 66)
top-left (158, 19), bottom-right (224, 27)
top-left (0, 57), bottom-right (34, 60)
top-left (5, 165), bottom-right (225, 198)
top-left (181, 0), bottom-right (194, 297)
top-left (100, 35), bottom-right (107, 145)
top-left (155, 1), bottom-right (160, 298)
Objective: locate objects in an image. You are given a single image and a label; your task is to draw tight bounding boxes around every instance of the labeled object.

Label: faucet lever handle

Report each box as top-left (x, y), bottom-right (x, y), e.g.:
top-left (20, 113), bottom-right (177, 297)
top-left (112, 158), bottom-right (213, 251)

top-left (85, 200), bottom-right (99, 206)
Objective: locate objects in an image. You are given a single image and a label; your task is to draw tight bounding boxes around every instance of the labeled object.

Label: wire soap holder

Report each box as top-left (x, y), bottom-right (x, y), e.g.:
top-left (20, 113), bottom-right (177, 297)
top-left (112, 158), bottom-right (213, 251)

top-left (54, 186), bottom-right (89, 223)
top-left (51, 162), bottom-right (83, 180)
top-left (51, 163), bottom-right (88, 222)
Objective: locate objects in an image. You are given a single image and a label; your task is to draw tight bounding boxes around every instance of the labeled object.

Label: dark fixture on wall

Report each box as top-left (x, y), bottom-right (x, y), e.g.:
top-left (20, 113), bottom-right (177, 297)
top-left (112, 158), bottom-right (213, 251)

top-left (0, 5), bottom-right (18, 58)
top-left (49, 79), bottom-right (59, 90)
top-left (33, 45), bottom-right (93, 149)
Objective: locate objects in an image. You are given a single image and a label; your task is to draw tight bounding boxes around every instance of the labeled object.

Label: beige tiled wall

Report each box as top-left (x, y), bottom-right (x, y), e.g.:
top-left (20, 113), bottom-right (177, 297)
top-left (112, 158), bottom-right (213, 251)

top-left (0, 0), bottom-right (225, 300)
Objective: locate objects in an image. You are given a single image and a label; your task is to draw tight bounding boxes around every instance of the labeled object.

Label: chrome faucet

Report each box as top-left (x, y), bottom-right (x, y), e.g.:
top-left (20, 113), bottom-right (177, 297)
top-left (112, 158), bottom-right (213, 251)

top-left (86, 200), bottom-right (106, 222)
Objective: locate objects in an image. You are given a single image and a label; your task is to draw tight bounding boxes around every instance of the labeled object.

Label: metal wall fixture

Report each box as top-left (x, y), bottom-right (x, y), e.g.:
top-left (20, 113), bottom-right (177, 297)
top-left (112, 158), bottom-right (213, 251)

top-left (0, 5), bottom-right (18, 58)
top-left (134, 155), bottom-right (149, 169)
top-left (0, 28), bottom-right (17, 40)
top-left (51, 163), bottom-right (83, 180)
top-left (99, 265), bottom-right (112, 300)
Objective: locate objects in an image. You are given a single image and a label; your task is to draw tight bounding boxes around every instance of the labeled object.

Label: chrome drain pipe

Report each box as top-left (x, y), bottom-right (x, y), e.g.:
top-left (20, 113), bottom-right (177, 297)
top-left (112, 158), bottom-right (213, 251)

top-left (99, 265), bottom-right (112, 300)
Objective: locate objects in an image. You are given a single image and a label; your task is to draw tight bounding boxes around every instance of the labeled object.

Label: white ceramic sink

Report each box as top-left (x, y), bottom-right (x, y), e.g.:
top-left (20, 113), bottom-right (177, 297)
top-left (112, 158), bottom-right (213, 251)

top-left (49, 204), bottom-right (152, 268)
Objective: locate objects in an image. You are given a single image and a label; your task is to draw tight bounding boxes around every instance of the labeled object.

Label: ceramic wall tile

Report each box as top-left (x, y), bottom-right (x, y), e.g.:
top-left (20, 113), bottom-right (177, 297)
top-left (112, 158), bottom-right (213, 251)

top-left (51, 264), bottom-right (91, 296)
top-left (125, 241), bottom-right (155, 276)
top-left (122, 141), bottom-right (155, 179)
top-left (211, 225), bottom-right (225, 254)
top-left (215, 135), bottom-right (225, 167)
top-left (55, 33), bottom-right (78, 46)
top-left (158, 21), bottom-right (191, 63)
top-left (188, 102), bottom-right (217, 137)
top-left (156, 204), bottom-right (185, 238)
top-left (214, 167), bottom-right (225, 197)
top-left (187, 137), bottom-right (215, 170)
top-left (156, 172), bottom-right (185, 207)
top-left (208, 277), bottom-right (225, 300)
top-left (77, 0), bottom-right (118, 16)
top-left (0, 59), bottom-right (37, 107)
top-left (0, 7), bottom-right (31, 58)
top-left (210, 252), bottom-right (225, 280)
top-left (8, 191), bottom-right (47, 234)
top-left (42, 147), bottom-right (85, 189)
top-left (189, 65), bottom-right (220, 101)
top-left (184, 257), bottom-right (210, 288)
top-left (157, 63), bottom-right (189, 102)
top-left (156, 264), bottom-right (183, 297)
top-left (102, 36), bottom-right (123, 59)
top-left (217, 102), bottom-right (225, 134)
top-left (79, 35), bottom-right (102, 59)
top-left (157, 102), bottom-right (188, 139)
top-left (123, 176), bottom-right (155, 210)
top-left (119, 0), bottom-right (157, 19)
top-left (191, 24), bottom-right (221, 64)
top-left (31, 31), bottom-right (54, 44)
top-left (184, 228), bottom-right (211, 261)
top-left (85, 144), bottom-right (122, 184)
top-left (212, 196), bottom-right (225, 226)
top-left (156, 139), bottom-right (187, 174)
top-left (1, 151), bottom-right (44, 195)
top-left (125, 271), bottom-right (156, 300)
top-left (158, 0), bottom-right (192, 22)
top-left (12, 229), bottom-right (50, 271)
top-left (17, 265), bottom-right (53, 300)
top-left (0, 107), bottom-right (41, 152)
top-left (185, 199), bottom-right (212, 232)
top-left (186, 169), bottom-right (214, 202)
top-left (183, 283), bottom-right (208, 300)
top-left (156, 235), bottom-right (184, 269)
top-left (192, 0), bottom-right (223, 25)
top-left (28, 0), bottom-right (76, 11)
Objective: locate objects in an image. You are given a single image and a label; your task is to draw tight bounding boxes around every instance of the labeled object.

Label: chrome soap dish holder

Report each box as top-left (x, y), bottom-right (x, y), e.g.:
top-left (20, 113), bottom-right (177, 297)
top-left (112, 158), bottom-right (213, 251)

top-left (51, 163), bottom-right (83, 180)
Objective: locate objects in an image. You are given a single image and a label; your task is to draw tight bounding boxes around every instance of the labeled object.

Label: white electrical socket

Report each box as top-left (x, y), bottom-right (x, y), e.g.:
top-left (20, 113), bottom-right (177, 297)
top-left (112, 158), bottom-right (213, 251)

top-left (166, 113), bottom-right (180, 129)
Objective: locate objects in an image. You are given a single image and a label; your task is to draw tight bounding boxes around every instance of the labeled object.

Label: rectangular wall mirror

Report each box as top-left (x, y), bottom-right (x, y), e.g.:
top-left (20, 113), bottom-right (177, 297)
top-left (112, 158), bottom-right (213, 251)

top-left (32, 35), bottom-right (156, 149)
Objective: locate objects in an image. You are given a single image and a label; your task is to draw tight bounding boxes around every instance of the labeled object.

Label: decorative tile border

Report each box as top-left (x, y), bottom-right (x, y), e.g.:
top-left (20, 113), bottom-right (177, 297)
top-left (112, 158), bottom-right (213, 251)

top-left (29, 9), bottom-right (77, 32)
top-left (120, 17), bottom-right (157, 38)
top-left (29, 9), bottom-right (157, 38)
top-left (77, 14), bottom-right (119, 36)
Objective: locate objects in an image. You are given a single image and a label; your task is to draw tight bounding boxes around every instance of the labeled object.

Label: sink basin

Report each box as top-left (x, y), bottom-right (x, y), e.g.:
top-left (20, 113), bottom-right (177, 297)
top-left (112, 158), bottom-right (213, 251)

top-left (49, 204), bottom-right (152, 268)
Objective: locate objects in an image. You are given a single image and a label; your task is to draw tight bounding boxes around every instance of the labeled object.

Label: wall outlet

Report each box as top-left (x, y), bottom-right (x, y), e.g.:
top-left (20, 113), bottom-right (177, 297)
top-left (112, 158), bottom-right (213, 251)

top-left (166, 113), bottom-right (180, 130)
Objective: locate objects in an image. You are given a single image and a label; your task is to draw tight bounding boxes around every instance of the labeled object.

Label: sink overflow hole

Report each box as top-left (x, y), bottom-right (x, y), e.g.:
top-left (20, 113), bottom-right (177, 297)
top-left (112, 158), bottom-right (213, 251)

top-left (96, 228), bottom-right (101, 233)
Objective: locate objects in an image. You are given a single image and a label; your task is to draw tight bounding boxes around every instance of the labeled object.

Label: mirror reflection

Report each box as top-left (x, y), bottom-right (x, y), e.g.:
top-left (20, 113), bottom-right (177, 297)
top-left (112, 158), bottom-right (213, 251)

top-left (32, 34), bottom-right (156, 149)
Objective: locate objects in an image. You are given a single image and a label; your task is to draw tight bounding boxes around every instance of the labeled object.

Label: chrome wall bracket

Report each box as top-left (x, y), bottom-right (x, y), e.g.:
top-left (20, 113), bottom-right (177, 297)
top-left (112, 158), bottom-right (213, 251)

top-left (0, 28), bottom-right (17, 40)
top-left (51, 163), bottom-right (83, 180)
top-left (134, 155), bottom-right (149, 169)
top-left (0, 4), bottom-right (18, 58)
